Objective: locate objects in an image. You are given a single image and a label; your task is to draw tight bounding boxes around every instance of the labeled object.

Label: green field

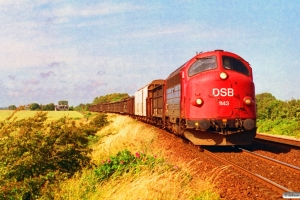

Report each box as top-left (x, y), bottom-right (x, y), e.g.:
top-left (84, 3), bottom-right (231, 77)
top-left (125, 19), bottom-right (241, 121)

top-left (0, 110), bottom-right (85, 122)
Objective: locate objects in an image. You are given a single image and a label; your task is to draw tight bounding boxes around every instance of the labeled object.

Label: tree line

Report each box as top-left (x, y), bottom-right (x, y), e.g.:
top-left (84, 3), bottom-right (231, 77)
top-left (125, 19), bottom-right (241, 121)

top-left (256, 92), bottom-right (300, 137)
top-left (92, 93), bottom-right (129, 104)
top-left (256, 92), bottom-right (300, 120)
top-left (4, 94), bottom-right (130, 111)
top-left (7, 103), bottom-right (58, 111)
top-left (7, 100), bottom-right (71, 111)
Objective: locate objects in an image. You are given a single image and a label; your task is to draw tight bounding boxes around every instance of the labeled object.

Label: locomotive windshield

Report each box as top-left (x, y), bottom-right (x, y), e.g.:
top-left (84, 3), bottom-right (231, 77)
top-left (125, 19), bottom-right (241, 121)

top-left (188, 56), bottom-right (217, 76)
top-left (222, 56), bottom-right (250, 76)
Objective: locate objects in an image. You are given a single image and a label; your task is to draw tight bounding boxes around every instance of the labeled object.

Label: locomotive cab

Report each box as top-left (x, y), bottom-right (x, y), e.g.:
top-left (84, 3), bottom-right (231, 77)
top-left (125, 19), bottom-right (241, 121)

top-left (180, 50), bottom-right (256, 145)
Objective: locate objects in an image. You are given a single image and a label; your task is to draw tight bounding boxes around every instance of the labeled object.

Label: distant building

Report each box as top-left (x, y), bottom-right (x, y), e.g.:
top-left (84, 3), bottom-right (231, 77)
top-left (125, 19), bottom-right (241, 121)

top-left (55, 100), bottom-right (69, 111)
top-left (55, 105), bottom-right (69, 111)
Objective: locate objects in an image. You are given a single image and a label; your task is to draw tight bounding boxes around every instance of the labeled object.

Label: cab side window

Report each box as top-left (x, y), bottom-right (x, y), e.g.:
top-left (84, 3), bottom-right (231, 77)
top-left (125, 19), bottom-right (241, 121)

top-left (188, 56), bottom-right (217, 77)
top-left (222, 56), bottom-right (250, 76)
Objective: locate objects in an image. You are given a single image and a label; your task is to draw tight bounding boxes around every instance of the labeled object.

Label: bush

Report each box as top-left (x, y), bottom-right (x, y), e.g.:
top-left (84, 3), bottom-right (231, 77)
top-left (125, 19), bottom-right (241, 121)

top-left (257, 118), bottom-right (300, 136)
top-left (94, 149), bottom-right (164, 182)
top-left (0, 111), bottom-right (107, 199)
top-left (90, 113), bottom-right (109, 128)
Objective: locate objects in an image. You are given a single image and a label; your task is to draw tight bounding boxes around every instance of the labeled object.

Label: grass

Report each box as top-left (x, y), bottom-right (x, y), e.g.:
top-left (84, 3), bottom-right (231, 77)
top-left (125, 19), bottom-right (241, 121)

top-left (52, 114), bottom-right (220, 200)
top-left (56, 165), bottom-right (218, 200)
top-left (0, 110), bottom-right (85, 122)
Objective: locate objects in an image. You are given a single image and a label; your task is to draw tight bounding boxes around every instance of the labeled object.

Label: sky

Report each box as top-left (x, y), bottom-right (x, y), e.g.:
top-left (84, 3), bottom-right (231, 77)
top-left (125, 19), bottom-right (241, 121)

top-left (1, 0), bottom-right (300, 107)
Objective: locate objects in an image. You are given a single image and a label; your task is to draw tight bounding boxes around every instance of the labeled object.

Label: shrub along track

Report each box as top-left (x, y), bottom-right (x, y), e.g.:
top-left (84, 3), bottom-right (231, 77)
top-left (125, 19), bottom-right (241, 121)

top-left (147, 126), bottom-right (279, 200)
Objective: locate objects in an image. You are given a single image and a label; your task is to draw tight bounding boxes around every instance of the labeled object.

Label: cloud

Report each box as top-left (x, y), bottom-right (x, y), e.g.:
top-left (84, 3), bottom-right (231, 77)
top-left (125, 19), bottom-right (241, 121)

top-left (84, 80), bottom-right (107, 90)
top-left (8, 75), bottom-right (16, 80)
top-left (124, 25), bottom-right (190, 38)
top-left (40, 71), bottom-right (55, 78)
top-left (23, 79), bottom-right (40, 86)
top-left (52, 2), bottom-right (145, 18)
top-left (75, 80), bottom-right (107, 92)
top-left (48, 62), bottom-right (63, 68)
top-left (0, 80), bottom-right (9, 96)
top-left (97, 70), bottom-right (105, 75)
top-left (90, 80), bottom-right (107, 87)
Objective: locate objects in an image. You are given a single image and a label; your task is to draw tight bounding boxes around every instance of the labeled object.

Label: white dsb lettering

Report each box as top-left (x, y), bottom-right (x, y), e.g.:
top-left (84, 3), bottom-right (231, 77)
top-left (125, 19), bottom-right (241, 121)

top-left (212, 88), bottom-right (234, 97)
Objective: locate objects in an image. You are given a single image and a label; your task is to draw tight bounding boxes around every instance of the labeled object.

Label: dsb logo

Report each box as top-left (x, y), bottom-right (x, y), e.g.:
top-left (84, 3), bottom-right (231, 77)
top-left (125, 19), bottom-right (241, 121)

top-left (212, 88), bottom-right (234, 97)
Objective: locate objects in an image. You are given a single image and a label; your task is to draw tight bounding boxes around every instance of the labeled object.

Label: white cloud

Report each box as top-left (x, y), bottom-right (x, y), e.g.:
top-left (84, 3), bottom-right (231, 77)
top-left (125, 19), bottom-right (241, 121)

top-left (52, 2), bottom-right (145, 18)
top-left (0, 1), bottom-right (149, 70)
top-left (124, 25), bottom-right (190, 38)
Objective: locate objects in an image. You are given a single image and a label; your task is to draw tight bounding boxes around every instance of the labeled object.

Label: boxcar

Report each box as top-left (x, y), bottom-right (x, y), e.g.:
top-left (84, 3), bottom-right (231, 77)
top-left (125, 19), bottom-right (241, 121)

top-left (134, 80), bottom-right (164, 118)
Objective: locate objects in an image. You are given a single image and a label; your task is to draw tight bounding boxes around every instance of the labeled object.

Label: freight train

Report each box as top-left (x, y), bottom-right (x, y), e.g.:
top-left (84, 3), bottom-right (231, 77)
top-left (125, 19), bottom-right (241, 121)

top-left (89, 50), bottom-right (257, 145)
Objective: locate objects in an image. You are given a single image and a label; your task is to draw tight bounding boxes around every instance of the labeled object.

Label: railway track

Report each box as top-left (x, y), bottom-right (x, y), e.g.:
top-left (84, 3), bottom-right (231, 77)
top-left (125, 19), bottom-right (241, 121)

top-left (203, 146), bottom-right (300, 198)
top-left (121, 118), bottom-right (300, 198)
top-left (240, 147), bottom-right (300, 174)
top-left (248, 134), bottom-right (300, 168)
top-left (256, 133), bottom-right (300, 147)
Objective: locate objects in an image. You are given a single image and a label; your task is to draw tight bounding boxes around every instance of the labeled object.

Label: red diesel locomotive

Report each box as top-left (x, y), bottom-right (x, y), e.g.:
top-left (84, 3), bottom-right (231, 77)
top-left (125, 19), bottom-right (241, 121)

top-left (89, 50), bottom-right (256, 146)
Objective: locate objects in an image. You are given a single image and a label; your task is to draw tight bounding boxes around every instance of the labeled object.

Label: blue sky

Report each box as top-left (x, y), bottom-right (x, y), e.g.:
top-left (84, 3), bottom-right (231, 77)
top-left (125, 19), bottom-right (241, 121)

top-left (1, 0), bottom-right (300, 107)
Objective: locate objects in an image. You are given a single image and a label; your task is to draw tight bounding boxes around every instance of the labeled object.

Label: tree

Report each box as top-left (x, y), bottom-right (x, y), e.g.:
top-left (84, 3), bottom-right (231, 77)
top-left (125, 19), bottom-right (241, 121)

top-left (30, 103), bottom-right (40, 111)
top-left (256, 93), bottom-right (279, 119)
top-left (255, 93), bottom-right (300, 120)
top-left (8, 105), bottom-right (17, 110)
top-left (44, 103), bottom-right (55, 111)
top-left (74, 103), bottom-right (90, 111)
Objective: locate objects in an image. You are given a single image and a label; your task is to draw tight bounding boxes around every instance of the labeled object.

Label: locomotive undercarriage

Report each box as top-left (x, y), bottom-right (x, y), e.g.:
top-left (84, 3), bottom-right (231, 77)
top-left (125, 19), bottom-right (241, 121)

top-left (130, 115), bottom-right (256, 145)
top-left (164, 117), bottom-right (256, 145)
top-left (165, 117), bottom-right (186, 136)
top-left (184, 128), bottom-right (256, 145)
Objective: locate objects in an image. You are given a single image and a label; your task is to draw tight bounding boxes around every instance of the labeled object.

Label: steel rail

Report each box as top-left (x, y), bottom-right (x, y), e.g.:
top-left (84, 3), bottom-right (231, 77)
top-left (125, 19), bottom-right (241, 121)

top-left (239, 147), bottom-right (300, 174)
top-left (203, 149), bottom-right (293, 196)
top-left (256, 133), bottom-right (300, 147)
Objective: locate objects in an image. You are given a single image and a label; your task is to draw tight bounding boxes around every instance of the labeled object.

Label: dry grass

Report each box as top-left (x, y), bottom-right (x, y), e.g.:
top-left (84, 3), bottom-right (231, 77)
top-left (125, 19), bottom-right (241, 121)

top-left (92, 115), bottom-right (157, 164)
top-left (90, 168), bottom-right (217, 200)
top-left (56, 164), bottom-right (220, 200)
top-left (54, 114), bottom-right (220, 200)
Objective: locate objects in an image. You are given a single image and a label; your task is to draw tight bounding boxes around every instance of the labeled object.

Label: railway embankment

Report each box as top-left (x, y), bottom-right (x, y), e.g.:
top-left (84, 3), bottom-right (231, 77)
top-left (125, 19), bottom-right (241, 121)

top-left (3, 112), bottom-right (294, 199)
top-left (56, 114), bottom-right (276, 199)
top-left (55, 114), bottom-right (219, 199)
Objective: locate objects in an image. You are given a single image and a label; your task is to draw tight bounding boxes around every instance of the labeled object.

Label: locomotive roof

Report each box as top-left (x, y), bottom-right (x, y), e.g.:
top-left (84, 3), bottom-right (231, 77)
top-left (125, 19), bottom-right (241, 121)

top-left (166, 62), bottom-right (187, 80)
top-left (166, 50), bottom-right (251, 80)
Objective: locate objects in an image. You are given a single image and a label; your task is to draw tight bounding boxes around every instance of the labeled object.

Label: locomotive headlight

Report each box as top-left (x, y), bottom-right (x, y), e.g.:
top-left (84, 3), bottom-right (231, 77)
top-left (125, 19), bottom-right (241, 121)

top-left (220, 72), bottom-right (228, 80)
top-left (243, 97), bottom-right (252, 105)
top-left (222, 119), bottom-right (227, 123)
top-left (196, 98), bottom-right (203, 105)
